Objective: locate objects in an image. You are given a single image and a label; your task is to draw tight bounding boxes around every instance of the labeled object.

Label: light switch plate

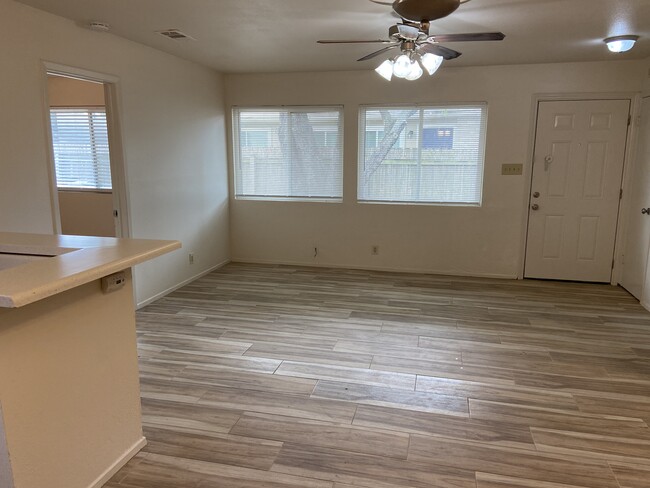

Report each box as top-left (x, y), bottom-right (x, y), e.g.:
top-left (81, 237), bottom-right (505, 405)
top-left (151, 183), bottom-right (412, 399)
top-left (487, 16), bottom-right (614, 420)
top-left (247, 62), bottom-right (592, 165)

top-left (502, 164), bottom-right (523, 176)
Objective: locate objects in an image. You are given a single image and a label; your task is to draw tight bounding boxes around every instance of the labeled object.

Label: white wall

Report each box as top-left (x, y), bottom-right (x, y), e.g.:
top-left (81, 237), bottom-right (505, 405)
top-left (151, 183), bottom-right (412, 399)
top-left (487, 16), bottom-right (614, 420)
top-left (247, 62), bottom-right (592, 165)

top-left (0, 0), bottom-right (229, 304)
top-left (225, 61), bottom-right (646, 278)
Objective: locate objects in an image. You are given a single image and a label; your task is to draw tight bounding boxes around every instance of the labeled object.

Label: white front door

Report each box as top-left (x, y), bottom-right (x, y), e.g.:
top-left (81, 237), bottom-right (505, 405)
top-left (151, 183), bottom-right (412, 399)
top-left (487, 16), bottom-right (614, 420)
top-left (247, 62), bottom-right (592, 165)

top-left (621, 97), bottom-right (650, 300)
top-left (525, 99), bottom-right (630, 282)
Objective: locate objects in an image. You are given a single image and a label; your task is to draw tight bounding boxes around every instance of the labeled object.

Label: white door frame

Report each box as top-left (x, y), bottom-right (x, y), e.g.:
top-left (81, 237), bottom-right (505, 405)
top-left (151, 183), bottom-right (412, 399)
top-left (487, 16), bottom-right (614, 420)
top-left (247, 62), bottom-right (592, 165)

top-left (40, 61), bottom-right (131, 239)
top-left (517, 92), bottom-right (640, 284)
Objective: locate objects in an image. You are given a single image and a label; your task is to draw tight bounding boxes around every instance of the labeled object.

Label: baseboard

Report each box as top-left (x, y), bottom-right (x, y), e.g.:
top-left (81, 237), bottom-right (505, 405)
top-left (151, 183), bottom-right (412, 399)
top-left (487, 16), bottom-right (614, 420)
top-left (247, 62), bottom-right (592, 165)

top-left (136, 259), bottom-right (231, 309)
top-left (230, 258), bottom-right (517, 280)
top-left (87, 436), bottom-right (146, 488)
top-left (641, 300), bottom-right (650, 313)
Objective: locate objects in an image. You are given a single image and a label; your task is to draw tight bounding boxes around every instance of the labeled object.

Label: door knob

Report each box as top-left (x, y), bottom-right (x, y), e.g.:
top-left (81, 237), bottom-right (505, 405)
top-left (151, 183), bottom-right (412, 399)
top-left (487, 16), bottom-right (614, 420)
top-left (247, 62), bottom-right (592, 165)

top-left (643, 208), bottom-right (650, 215)
top-left (532, 192), bottom-right (540, 198)
top-left (531, 204), bottom-right (540, 211)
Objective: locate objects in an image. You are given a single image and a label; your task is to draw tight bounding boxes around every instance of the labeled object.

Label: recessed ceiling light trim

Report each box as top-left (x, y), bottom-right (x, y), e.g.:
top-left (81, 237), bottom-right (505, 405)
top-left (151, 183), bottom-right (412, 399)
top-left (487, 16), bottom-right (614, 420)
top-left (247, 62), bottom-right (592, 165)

top-left (604, 35), bottom-right (639, 53)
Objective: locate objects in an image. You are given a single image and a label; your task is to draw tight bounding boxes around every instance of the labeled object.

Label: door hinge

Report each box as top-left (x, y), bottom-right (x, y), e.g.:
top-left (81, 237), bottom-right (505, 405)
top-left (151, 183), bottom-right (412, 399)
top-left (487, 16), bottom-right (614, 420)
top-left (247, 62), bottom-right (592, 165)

top-left (113, 210), bottom-right (118, 218)
top-left (628, 114), bottom-right (632, 126)
top-left (620, 188), bottom-right (623, 200)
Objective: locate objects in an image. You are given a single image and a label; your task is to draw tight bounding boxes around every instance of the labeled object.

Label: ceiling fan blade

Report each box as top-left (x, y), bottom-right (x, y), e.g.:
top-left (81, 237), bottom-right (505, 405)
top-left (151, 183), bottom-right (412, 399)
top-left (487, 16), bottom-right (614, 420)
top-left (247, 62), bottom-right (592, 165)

top-left (418, 42), bottom-right (462, 60)
top-left (427, 32), bottom-right (506, 43)
top-left (318, 39), bottom-right (393, 44)
top-left (357, 45), bottom-right (399, 62)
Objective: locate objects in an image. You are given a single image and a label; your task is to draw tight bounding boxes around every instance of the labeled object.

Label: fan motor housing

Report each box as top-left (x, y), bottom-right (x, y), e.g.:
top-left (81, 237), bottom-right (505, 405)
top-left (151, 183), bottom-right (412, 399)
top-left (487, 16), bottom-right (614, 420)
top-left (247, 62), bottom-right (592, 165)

top-left (392, 0), bottom-right (461, 22)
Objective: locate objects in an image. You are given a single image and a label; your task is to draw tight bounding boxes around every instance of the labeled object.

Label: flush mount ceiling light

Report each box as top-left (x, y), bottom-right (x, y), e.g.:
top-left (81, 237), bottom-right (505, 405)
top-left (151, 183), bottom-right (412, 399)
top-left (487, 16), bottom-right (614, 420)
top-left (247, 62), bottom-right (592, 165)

top-left (604, 35), bottom-right (639, 53)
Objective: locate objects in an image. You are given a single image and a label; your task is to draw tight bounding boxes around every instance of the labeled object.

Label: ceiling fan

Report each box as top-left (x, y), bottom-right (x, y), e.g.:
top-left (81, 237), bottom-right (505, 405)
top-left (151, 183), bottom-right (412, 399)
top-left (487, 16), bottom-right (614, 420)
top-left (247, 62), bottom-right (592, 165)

top-left (317, 0), bottom-right (505, 80)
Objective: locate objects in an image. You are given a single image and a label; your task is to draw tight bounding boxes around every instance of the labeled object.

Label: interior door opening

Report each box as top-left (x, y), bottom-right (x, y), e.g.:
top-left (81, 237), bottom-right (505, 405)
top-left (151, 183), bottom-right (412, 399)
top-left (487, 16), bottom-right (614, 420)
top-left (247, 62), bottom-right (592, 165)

top-left (43, 66), bottom-right (129, 238)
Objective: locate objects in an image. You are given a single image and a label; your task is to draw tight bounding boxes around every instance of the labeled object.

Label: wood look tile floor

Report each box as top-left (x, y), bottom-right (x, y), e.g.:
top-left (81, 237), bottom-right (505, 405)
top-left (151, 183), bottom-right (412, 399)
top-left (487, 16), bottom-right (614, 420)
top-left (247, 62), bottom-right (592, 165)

top-left (107, 263), bottom-right (650, 488)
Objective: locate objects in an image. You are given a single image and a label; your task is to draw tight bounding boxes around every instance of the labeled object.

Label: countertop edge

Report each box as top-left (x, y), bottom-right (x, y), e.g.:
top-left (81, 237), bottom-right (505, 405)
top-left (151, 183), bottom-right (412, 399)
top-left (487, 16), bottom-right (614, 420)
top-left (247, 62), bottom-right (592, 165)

top-left (0, 238), bottom-right (181, 309)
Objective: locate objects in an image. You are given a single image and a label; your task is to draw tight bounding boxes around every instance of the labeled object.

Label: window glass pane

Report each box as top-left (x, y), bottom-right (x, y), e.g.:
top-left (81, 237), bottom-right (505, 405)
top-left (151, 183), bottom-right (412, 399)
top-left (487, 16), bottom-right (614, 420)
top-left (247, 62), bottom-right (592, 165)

top-left (358, 105), bottom-right (487, 204)
top-left (50, 108), bottom-right (112, 190)
top-left (234, 107), bottom-right (343, 201)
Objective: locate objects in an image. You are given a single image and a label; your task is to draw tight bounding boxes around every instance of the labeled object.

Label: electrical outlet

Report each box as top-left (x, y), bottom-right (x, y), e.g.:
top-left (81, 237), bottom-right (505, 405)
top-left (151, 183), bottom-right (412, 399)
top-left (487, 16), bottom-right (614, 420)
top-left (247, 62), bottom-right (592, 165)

top-left (371, 245), bottom-right (379, 255)
top-left (101, 271), bottom-right (126, 293)
top-left (189, 253), bottom-right (194, 265)
top-left (501, 164), bottom-right (523, 176)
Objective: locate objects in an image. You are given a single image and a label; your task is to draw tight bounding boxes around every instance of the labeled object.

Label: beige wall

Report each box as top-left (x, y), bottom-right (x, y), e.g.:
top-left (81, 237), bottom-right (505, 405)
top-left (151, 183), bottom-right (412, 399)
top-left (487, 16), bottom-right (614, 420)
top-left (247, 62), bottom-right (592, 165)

top-left (0, 271), bottom-right (142, 488)
top-left (0, 0), bottom-right (230, 305)
top-left (225, 61), bottom-right (647, 278)
top-left (47, 75), bottom-right (105, 107)
top-left (58, 191), bottom-right (115, 237)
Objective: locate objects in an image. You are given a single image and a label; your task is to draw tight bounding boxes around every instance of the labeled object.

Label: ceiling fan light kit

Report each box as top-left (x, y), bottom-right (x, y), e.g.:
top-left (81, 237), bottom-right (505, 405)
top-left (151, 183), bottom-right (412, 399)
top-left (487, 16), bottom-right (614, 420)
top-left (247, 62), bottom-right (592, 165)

top-left (604, 35), bottom-right (639, 53)
top-left (320, 0), bottom-right (505, 82)
top-left (375, 51), bottom-right (443, 81)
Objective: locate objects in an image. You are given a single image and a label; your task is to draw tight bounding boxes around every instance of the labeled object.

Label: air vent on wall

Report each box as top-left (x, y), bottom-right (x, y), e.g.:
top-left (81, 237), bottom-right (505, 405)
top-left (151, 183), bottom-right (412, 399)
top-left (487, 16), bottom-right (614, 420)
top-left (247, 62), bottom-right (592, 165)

top-left (156, 29), bottom-right (195, 41)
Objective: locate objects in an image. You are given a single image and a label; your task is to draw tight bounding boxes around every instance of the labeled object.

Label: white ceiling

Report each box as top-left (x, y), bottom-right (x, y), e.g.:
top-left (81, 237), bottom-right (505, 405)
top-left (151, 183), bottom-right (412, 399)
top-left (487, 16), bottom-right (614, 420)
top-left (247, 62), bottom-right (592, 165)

top-left (18, 0), bottom-right (650, 74)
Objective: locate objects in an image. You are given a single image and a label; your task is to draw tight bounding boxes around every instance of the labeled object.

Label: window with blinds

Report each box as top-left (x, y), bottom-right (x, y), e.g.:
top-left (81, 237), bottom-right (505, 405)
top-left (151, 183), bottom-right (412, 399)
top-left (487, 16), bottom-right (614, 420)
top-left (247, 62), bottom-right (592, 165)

top-left (50, 108), bottom-right (112, 190)
top-left (233, 107), bottom-right (343, 201)
top-left (358, 104), bottom-right (487, 205)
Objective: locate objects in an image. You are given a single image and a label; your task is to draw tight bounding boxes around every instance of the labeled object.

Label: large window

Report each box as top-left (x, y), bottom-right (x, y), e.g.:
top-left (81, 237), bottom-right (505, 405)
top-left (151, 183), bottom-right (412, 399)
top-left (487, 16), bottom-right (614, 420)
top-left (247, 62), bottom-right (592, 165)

top-left (233, 107), bottom-right (343, 201)
top-left (358, 104), bottom-right (487, 204)
top-left (50, 108), bottom-right (112, 190)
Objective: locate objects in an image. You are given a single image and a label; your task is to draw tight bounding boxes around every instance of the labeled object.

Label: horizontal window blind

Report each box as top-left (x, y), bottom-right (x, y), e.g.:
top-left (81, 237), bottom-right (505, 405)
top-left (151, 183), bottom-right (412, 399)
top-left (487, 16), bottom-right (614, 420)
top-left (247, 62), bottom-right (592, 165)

top-left (358, 104), bottom-right (487, 205)
top-left (50, 108), bottom-right (112, 190)
top-left (233, 107), bottom-right (343, 201)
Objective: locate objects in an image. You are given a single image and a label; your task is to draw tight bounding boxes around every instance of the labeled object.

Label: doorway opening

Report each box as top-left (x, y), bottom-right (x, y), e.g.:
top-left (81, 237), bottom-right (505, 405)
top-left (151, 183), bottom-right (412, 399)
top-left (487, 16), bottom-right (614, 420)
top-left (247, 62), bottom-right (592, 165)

top-left (42, 64), bottom-right (129, 238)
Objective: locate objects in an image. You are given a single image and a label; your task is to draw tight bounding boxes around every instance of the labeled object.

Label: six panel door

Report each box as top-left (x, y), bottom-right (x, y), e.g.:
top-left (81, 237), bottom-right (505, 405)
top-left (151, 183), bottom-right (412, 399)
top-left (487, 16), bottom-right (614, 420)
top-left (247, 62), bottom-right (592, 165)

top-left (525, 99), bottom-right (630, 282)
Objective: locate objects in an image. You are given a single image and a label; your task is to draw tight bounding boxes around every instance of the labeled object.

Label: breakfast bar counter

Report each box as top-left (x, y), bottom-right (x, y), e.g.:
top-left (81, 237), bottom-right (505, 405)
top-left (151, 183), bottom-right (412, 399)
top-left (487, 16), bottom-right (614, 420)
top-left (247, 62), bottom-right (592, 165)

top-left (0, 233), bottom-right (180, 488)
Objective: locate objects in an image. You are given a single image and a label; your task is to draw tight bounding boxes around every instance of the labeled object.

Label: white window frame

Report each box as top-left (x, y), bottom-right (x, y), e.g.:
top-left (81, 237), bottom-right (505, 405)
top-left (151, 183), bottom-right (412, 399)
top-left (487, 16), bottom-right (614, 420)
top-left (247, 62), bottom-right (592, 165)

top-left (357, 103), bottom-right (488, 206)
top-left (232, 106), bottom-right (344, 202)
top-left (49, 106), bottom-right (112, 191)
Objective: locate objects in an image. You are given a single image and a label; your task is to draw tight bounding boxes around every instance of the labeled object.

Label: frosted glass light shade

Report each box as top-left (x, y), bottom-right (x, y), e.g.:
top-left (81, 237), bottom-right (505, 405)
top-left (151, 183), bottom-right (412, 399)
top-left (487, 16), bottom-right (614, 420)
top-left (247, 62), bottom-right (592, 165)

top-left (605, 35), bottom-right (638, 53)
top-left (393, 54), bottom-right (412, 78)
top-left (375, 59), bottom-right (394, 81)
top-left (420, 53), bottom-right (444, 75)
top-left (405, 61), bottom-right (423, 80)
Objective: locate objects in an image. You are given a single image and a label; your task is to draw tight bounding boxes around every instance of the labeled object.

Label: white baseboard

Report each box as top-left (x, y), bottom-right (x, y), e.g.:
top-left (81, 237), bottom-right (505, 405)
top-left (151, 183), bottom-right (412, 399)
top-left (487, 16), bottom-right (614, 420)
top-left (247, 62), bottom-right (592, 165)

top-left (641, 300), bottom-right (650, 313)
top-left (136, 259), bottom-right (231, 309)
top-left (88, 436), bottom-right (146, 488)
top-left (230, 258), bottom-right (517, 280)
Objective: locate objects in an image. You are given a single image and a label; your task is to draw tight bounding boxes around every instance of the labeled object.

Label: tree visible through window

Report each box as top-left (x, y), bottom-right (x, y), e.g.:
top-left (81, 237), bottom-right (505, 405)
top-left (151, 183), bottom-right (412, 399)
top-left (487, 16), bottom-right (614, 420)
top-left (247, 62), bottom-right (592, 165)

top-left (233, 107), bottom-right (343, 201)
top-left (358, 105), bottom-right (487, 204)
top-left (50, 108), bottom-right (112, 190)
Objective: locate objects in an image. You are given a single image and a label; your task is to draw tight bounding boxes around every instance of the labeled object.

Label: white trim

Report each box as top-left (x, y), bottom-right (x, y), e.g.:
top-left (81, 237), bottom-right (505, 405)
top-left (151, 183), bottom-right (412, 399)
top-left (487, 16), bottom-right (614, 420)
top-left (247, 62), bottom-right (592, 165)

top-left (40, 62), bottom-right (131, 240)
top-left (641, 300), bottom-right (650, 313)
top-left (612, 93), bottom-right (642, 286)
top-left (43, 62), bottom-right (120, 84)
top-left (518, 92), bottom-right (638, 282)
top-left (230, 258), bottom-right (517, 280)
top-left (87, 436), bottom-right (146, 488)
top-left (136, 259), bottom-right (231, 309)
